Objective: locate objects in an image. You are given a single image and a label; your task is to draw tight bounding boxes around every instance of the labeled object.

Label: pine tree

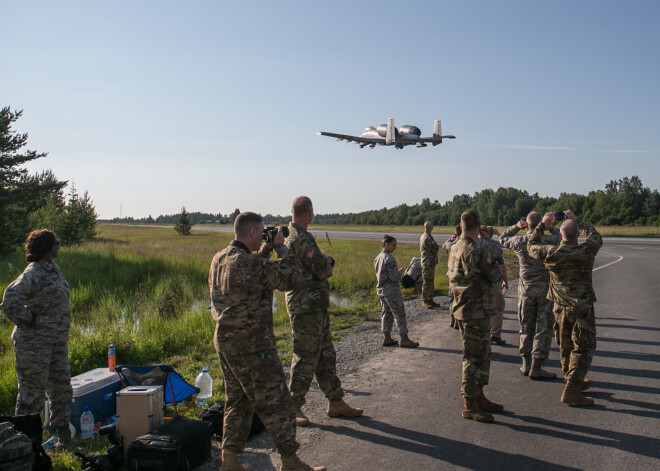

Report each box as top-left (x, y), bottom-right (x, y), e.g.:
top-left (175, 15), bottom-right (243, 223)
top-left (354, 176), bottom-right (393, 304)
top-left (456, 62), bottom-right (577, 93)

top-left (175, 207), bottom-right (192, 235)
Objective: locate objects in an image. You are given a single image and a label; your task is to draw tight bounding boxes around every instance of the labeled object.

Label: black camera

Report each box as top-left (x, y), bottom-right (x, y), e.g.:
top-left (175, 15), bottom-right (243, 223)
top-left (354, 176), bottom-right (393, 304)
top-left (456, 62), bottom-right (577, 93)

top-left (262, 226), bottom-right (289, 241)
top-left (554, 212), bottom-right (566, 221)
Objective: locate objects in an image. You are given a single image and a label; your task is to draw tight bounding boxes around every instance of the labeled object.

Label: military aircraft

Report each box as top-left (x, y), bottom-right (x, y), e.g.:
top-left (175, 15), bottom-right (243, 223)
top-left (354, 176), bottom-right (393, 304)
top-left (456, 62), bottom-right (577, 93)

top-left (317, 118), bottom-right (456, 149)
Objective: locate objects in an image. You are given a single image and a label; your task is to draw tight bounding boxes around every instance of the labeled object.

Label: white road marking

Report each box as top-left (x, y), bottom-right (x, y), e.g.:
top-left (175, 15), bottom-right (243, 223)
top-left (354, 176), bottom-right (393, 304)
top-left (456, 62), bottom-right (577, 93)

top-left (593, 251), bottom-right (624, 271)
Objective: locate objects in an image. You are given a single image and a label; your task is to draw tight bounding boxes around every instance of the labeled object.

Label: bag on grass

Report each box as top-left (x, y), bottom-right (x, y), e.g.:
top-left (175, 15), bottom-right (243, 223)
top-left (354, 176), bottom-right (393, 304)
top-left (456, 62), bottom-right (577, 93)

top-left (0, 414), bottom-right (51, 471)
top-left (198, 402), bottom-right (264, 438)
top-left (0, 421), bottom-right (33, 471)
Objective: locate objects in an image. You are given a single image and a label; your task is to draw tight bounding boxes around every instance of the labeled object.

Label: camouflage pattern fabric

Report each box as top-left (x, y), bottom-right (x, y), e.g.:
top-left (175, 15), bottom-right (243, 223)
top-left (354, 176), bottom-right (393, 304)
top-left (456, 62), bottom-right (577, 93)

top-left (374, 250), bottom-right (409, 334)
top-left (553, 304), bottom-right (596, 382)
top-left (457, 317), bottom-right (491, 398)
top-left (490, 282), bottom-right (505, 337)
top-left (1, 260), bottom-right (72, 428)
top-left (284, 223), bottom-right (344, 407)
top-left (209, 240), bottom-right (301, 454)
top-left (209, 241), bottom-right (301, 354)
top-left (500, 225), bottom-right (561, 359)
top-left (442, 237), bottom-right (458, 314)
top-left (447, 237), bottom-right (501, 321)
top-left (218, 349), bottom-right (298, 456)
top-left (527, 222), bottom-right (603, 307)
top-left (420, 232), bottom-right (439, 302)
top-left (527, 221), bottom-right (602, 381)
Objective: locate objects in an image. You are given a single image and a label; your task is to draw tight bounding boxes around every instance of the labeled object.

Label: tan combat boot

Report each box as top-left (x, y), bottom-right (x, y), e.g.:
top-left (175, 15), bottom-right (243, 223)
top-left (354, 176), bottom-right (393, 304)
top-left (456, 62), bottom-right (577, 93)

top-left (462, 397), bottom-right (494, 423)
top-left (476, 391), bottom-right (504, 412)
top-left (221, 450), bottom-right (253, 471)
top-left (327, 398), bottom-right (363, 418)
top-left (520, 355), bottom-right (531, 376)
top-left (294, 407), bottom-right (310, 427)
top-left (422, 301), bottom-right (434, 309)
top-left (529, 358), bottom-right (557, 380)
top-left (561, 380), bottom-right (595, 406)
top-left (56, 425), bottom-right (82, 454)
top-left (280, 454), bottom-right (326, 471)
top-left (579, 379), bottom-right (592, 391)
top-left (382, 332), bottom-right (398, 347)
top-left (399, 334), bottom-right (419, 348)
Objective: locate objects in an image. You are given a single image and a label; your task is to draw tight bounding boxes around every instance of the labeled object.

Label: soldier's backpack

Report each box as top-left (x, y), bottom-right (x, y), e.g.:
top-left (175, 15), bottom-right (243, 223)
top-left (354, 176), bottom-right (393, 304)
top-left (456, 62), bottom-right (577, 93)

top-left (0, 421), bottom-right (33, 471)
top-left (0, 414), bottom-right (51, 471)
top-left (401, 257), bottom-right (423, 288)
top-left (198, 401), bottom-right (265, 438)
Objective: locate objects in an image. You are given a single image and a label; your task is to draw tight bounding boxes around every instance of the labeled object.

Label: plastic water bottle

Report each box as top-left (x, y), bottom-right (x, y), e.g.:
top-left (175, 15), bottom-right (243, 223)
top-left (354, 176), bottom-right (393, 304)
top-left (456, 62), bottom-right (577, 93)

top-left (195, 367), bottom-right (213, 406)
top-left (80, 407), bottom-right (94, 439)
top-left (108, 344), bottom-right (116, 372)
top-left (42, 437), bottom-right (58, 450)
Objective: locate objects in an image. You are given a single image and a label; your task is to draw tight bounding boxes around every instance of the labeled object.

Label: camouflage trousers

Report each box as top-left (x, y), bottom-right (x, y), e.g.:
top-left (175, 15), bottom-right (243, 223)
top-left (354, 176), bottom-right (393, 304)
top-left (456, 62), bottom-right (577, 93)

top-left (553, 304), bottom-right (596, 382)
top-left (490, 282), bottom-right (506, 337)
top-left (421, 264), bottom-right (435, 303)
top-left (518, 293), bottom-right (554, 359)
top-left (14, 338), bottom-right (72, 428)
top-left (376, 286), bottom-right (409, 335)
top-left (457, 318), bottom-right (491, 398)
top-left (217, 348), bottom-right (298, 456)
top-left (289, 310), bottom-right (343, 408)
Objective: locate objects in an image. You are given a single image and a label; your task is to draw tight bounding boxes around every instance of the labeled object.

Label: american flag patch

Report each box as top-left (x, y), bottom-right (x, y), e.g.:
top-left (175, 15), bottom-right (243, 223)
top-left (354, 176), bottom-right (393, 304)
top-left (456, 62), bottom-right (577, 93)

top-left (306, 248), bottom-right (315, 258)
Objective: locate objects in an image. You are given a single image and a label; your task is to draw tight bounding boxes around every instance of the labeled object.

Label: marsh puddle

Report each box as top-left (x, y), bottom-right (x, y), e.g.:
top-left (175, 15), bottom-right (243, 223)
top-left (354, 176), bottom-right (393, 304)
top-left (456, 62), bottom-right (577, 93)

top-left (271, 292), bottom-right (357, 314)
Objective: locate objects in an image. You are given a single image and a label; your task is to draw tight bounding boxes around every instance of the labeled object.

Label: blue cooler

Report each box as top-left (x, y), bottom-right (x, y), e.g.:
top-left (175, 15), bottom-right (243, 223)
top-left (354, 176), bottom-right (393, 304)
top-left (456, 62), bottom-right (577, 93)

top-left (70, 368), bottom-right (122, 432)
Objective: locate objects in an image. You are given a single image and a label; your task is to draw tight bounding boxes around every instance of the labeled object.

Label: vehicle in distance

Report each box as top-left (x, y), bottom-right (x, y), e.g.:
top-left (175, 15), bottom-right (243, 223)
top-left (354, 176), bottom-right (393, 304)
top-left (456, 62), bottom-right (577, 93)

top-left (317, 118), bottom-right (456, 149)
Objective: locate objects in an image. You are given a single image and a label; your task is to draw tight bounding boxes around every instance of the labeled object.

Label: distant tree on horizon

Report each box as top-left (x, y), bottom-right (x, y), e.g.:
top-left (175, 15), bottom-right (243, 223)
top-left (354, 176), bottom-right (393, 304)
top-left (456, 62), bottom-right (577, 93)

top-left (175, 207), bottom-right (192, 235)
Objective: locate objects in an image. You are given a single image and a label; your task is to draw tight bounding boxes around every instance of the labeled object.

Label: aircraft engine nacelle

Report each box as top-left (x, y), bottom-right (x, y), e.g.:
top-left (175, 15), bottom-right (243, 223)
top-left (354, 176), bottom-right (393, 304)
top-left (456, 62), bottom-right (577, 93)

top-left (399, 125), bottom-right (421, 136)
top-left (377, 124), bottom-right (398, 137)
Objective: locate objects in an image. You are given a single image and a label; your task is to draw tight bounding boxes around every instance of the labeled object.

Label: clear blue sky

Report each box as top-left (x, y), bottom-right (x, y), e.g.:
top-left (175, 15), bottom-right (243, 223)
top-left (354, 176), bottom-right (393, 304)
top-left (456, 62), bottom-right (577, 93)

top-left (2, 1), bottom-right (659, 219)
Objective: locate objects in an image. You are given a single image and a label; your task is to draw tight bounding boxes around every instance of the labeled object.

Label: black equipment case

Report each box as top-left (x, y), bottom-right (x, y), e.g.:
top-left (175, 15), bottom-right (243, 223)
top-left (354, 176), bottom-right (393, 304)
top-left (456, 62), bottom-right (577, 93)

top-left (126, 418), bottom-right (212, 471)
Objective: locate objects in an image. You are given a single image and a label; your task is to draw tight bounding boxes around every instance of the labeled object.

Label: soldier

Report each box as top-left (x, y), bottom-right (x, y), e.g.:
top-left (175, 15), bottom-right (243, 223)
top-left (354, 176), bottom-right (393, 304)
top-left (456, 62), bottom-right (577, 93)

top-left (374, 235), bottom-right (420, 348)
top-left (285, 196), bottom-right (363, 428)
top-left (479, 226), bottom-right (509, 345)
top-left (419, 221), bottom-right (440, 308)
top-left (209, 212), bottom-right (325, 471)
top-left (500, 212), bottom-right (560, 379)
top-left (442, 225), bottom-right (461, 329)
top-left (1, 229), bottom-right (80, 453)
top-left (448, 211), bottom-right (504, 422)
top-left (527, 210), bottom-right (602, 406)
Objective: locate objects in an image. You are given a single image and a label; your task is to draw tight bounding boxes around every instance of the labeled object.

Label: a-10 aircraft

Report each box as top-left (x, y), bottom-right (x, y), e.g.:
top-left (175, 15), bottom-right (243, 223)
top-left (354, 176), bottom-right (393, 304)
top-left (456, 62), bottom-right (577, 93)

top-left (317, 118), bottom-right (456, 149)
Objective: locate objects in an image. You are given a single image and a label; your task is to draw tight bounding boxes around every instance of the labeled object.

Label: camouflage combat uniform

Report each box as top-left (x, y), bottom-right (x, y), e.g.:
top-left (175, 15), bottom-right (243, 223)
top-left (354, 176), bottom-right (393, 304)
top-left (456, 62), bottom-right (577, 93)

top-left (419, 232), bottom-right (439, 303)
top-left (442, 237), bottom-right (459, 314)
top-left (374, 250), bottom-right (409, 335)
top-left (1, 260), bottom-right (73, 429)
top-left (209, 240), bottom-right (302, 456)
top-left (527, 222), bottom-right (602, 382)
top-left (448, 237), bottom-right (502, 397)
top-left (500, 225), bottom-right (560, 360)
top-left (284, 223), bottom-right (344, 409)
top-left (479, 236), bottom-right (506, 339)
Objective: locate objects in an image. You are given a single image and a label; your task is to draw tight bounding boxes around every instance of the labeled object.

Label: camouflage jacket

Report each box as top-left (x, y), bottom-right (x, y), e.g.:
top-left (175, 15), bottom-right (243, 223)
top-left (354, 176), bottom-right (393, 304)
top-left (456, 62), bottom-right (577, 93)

top-left (284, 223), bottom-right (333, 315)
top-left (448, 237), bottom-right (502, 320)
top-left (500, 225), bottom-right (560, 297)
top-left (374, 250), bottom-right (402, 296)
top-left (209, 240), bottom-right (301, 353)
top-left (419, 232), bottom-right (439, 267)
top-left (527, 222), bottom-right (602, 307)
top-left (1, 260), bottom-right (70, 342)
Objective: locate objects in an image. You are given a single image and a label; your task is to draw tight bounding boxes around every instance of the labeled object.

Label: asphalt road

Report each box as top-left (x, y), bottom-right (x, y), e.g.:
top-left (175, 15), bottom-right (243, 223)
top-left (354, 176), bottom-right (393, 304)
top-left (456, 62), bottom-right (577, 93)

top-left (288, 237), bottom-right (660, 471)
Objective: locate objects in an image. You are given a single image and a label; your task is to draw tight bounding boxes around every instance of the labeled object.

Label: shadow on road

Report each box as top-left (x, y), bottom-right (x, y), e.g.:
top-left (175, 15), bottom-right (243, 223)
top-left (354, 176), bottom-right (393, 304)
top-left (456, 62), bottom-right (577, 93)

top-left (599, 323), bottom-right (660, 332)
top-left (318, 417), bottom-right (582, 471)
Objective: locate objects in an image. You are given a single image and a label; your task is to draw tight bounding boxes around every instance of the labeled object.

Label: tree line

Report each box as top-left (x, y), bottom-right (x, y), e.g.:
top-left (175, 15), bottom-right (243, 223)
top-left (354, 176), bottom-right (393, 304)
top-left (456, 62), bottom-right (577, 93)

top-left (1, 107), bottom-right (97, 255)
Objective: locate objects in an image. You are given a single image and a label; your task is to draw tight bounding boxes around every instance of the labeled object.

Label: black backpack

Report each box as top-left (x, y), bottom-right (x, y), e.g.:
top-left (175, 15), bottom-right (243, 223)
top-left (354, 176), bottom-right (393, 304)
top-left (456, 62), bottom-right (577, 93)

top-left (198, 402), bottom-right (265, 438)
top-left (0, 414), bottom-right (52, 471)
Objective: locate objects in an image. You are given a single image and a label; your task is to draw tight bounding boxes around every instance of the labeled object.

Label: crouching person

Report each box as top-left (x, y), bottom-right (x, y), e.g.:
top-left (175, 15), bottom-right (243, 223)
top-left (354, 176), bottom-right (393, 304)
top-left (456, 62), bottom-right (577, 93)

top-left (208, 212), bottom-right (325, 471)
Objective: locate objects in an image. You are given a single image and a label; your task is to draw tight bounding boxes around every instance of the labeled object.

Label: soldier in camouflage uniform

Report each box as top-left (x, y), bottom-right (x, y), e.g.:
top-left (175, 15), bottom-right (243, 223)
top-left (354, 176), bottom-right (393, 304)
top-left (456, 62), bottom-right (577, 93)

top-left (448, 212), bottom-right (503, 423)
top-left (284, 197), bottom-right (362, 428)
top-left (1, 229), bottom-right (79, 453)
top-left (209, 212), bottom-right (325, 471)
top-left (500, 212), bottom-right (561, 379)
top-left (527, 210), bottom-right (602, 407)
top-left (375, 235), bottom-right (420, 348)
top-left (419, 222), bottom-right (439, 308)
top-left (479, 226), bottom-right (509, 345)
top-left (442, 226), bottom-right (461, 329)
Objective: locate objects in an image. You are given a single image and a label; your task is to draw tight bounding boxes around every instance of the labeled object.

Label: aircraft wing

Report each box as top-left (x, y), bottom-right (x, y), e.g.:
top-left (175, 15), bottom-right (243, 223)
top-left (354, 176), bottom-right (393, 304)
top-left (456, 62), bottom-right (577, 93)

top-left (418, 135), bottom-right (456, 143)
top-left (317, 131), bottom-right (383, 145)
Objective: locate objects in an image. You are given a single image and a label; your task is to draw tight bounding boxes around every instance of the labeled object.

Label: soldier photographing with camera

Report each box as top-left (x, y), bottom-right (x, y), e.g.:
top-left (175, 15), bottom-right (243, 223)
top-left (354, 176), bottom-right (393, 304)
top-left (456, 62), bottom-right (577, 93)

top-left (527, 210), bottom-right (603, 406)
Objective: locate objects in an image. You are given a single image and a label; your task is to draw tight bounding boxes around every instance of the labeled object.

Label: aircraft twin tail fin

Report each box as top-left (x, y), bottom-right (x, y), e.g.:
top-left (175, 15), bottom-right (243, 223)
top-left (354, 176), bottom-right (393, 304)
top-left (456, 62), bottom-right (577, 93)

top-left (432, 120), bottom-right (442, 146)
top-left (385, 117), bottom-right (396, 145)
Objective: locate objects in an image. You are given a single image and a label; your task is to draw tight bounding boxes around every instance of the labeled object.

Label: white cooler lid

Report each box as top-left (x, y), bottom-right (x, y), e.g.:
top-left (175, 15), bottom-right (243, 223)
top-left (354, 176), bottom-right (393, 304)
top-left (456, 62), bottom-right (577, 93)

top-left (71, 368), bottom-right (120, 397)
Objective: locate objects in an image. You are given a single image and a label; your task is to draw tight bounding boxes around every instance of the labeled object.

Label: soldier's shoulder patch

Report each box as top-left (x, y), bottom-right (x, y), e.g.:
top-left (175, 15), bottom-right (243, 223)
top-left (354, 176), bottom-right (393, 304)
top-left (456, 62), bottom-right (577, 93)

top-left (306, 248), bottom-right (315, 258)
